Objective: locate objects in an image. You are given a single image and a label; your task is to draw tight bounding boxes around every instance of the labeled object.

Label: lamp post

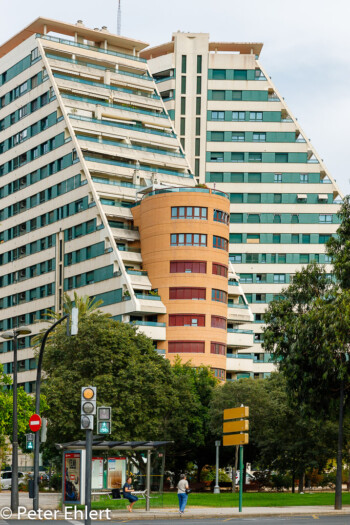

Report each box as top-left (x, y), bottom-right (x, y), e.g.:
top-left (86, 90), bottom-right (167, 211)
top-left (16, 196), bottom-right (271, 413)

top-left (214, 440), bottom-right (221, 494)
top-left (1, 326), bottom-right (32, 513)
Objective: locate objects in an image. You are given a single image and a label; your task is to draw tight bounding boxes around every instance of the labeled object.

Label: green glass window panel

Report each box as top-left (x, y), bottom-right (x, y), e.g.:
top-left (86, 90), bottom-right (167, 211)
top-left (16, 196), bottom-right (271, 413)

top-left (302, 234), bottom-right (310, 243)
top-left (274, 173), bottom-right (282, 182)
top-left (300, 174), bottom-right (308, 183)
top-left (210, 152), bottom-right (223, 162)
top-left (209, 172), bottom-right (223, 182)
top-left (232, 132), bottom-right (245, 142)
top-left (197, 55), bottom-right (202, 74)
top-left (181, 55), bottom-right (187, 73)
top-left (195, 138), bottom-right (200, 156)
top-left (195, 159), bottom-right (200, 177)
top-left (248, 173), bottom-right (261, 183)
top-left (273, 234), bottom-right (281, 243)
top-left (234, 70), bottom-right (247, 80)
top-left (230, 194), bottom-right (243, 203)
top-left (277, 255), bottom-right (286, 263)
top-left (231, 152), bottom-right (244, 162)
top-left (197, 76), bottom-right (202, 94)
top-left (180, 137), bottom-right (185, 149)
top-left (250, 111), bottom-right (263, 121)
top-left (230, 213), bottom-right (243, 223)
top-left (211, 110), bottom-right (224, 120)
top-left (232, 111), bottom-right (245, 121)
top-left (212, 90), bottom-right (225, 100)
top-left (211, 131), bottom-right (224, 141)
top-left (247, 214), bottom-right (260, 223)
top-left (230, 233), bottom-right (242, 243)
top-left (213, 69), bottom-right (226, 80)
top-left (291, 214), bottom-right (299, 223)
top-left (300, 254), bottom-right (309, 263)
top-left (240, 273), bottom-right (253, 283)
top-left (247, 194), bottom-right (261, 203)
top-left (274, 193), bottom-right (282, 203)
top-left (273, 214), bottom-right (281, 223)
top-left (253, 132), bottom-right (266, 142)
top-left (275, 153), bottom-right (288, 163)
top-left (181, 97), bottom-right (186, 114)
top-left (246, 253), bottom-right (259, 263)
top-left (196, 117), bottom-right (201, 135)
top-left (181, 76), bottom-right (186, 94)
top-left (230, 173), bottom-right (244, 182)
top-left (310, 254), bottom-right (319, 263)
top-left (319, 234), bottom-right (331, 244)
top-left (232, 91), bottom-right (242, 100)
top-left (249, 153), bottom-right (262, 162)
top-left (230, 254), bottom-right (242, 263)
top-left (196, 97), bottom-right (201, 115)
top-left (247, 234), bottom-right (260, 240)
top-left (291, 234), bottom-right (299, 244)
top-left (180, 118), bottom-right (185, 135)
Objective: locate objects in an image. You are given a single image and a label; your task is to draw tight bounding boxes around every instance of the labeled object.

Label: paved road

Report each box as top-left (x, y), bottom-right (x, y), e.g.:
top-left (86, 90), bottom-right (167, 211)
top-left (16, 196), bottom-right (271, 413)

top-left (2, 518), bottom-right (350, 524)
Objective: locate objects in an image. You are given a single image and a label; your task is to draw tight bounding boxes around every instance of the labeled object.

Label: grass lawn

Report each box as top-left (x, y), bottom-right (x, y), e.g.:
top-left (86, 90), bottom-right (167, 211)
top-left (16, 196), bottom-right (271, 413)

top-left (84, 491), bottom-right (350, 510)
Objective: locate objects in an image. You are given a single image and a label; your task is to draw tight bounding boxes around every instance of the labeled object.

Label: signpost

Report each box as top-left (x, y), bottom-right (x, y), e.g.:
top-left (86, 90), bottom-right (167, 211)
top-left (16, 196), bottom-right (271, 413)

top-left (223, 406), bottom-right (249, 513)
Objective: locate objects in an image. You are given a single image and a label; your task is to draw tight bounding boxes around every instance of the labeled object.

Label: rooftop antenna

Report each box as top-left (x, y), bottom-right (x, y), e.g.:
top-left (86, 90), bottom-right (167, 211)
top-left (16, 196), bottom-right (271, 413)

top-left (117, 0), bottom-right (121, 35)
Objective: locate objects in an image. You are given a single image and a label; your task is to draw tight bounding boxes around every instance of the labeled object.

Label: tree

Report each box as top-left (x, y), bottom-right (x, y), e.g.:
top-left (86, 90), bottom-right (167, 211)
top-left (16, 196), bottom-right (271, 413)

top-left (263, 255), bottom-right (350, 507)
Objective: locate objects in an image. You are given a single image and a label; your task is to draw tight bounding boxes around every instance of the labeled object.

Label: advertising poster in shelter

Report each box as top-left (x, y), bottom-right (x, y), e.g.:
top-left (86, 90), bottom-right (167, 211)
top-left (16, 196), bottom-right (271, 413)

top-left (63, 451), bottom-right (81, 503)
top-left (107, 457), bottom-right (126, 488)
top-left (92, 457), bottom-right (104, 489)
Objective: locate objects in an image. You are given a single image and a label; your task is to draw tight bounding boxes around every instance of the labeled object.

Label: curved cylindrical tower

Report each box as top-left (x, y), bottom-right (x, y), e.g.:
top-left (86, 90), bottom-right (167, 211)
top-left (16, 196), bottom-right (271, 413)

top-left (132, 187), bottom-right (230, 377)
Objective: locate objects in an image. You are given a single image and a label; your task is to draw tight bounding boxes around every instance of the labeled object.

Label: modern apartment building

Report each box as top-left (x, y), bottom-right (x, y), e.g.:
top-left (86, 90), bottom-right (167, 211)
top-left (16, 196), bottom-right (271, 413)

top-left (142, 33), bottom-right (343, 378)
top-left (0, 19), bottom-right (252, 390)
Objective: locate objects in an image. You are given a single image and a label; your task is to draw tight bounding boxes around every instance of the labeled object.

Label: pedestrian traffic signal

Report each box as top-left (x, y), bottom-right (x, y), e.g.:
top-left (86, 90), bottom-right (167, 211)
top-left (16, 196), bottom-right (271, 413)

top-left (97, 406), bottom-right (111, 434)
top-left (26, 433), bottom-right (34, 450)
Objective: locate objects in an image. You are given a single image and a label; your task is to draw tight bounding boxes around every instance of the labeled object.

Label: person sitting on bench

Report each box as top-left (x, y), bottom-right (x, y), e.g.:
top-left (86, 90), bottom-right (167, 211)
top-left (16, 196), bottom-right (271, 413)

top-left (123, 476), bottom-right (138, 512)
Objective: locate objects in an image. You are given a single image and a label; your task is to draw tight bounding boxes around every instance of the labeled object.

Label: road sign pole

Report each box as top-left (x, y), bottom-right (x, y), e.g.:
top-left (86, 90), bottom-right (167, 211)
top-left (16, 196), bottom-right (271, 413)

top-left (239, 445), bottom-right (243, 512)
top-left (214, 441), bottom-right (220, 494)
top-left (85, 428), bottom-right (93, 525)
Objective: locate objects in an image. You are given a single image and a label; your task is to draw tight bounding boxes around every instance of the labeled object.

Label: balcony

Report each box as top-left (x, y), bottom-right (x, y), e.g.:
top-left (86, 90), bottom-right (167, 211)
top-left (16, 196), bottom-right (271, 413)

top-left (227, 328), bottom-right (254, 349)
top-left (226, 353), bottom-right (254, 373)
top-left (227, 303), bottom-right (253, 323)
top-left (130, 320), bottom-right (166, 341)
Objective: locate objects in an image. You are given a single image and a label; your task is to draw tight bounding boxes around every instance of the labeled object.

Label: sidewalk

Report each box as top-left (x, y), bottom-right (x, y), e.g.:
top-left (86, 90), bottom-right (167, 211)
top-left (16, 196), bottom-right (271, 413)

top-left (2, 492), bottom-right (350, 520)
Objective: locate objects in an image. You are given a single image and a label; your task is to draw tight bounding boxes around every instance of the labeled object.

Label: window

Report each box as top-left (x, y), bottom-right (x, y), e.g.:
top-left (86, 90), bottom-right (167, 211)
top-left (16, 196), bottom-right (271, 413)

top-left (232, 111), bottom-right (245, 121)
top-left (231, 152), bottom-right (244, 162)
top-left (273, 214), bottom-right (281, 223)
top-left (212, 69), bottom-right (226, 80)
top-left (31, 48), bottom-right (39, 62)
top-left (181, 76), bottom-right (186, 94)
top-left (212, 263), bottom-right (228, 277)
top-left (171, 206), bottom-right (207, 220)
top-left (196, 97), bottom-right (201, 115)
top-left (253, 132), bottom-right (266, 142)
top-left (230, 194), bottom-right (243, 203)
top-left (230, 254), bottom-right (242, 263)
top-left (302, 234), bottom-right (310, 243)
top-left (292, 234), bottom-right (299, 244)
top-left (213, 236), bottom-right (228, 251)
top-left (234, 70), bottom-right (247, 80)
top-left (255, 294), bottom-right (266, 303)
top-left (213, 209), bottom-right (229, 224)
top-left (211, 342), bottom-right (226, 355)
top-left (211, 316), bottom-right (226, 329)
top-left (212, 111), bottom-right (224, 120)
top-left (247, 193), bottom-right (261, 203)
top-left (232, 90), bottom-right (242, 100)
top-left (291, 214), bottom-right (299, 223)
top-left (274, 274), bottom-right (286, 283)
top-left (19, 105), bottom-right (27, 119)
top-left (230, 233), bottom-right (242, 243)
top-left (181, 55), bottom-right (187, 73)
top-left (180, 118), bottom-right (185, 135)
top-left (250, 111), bottom-right (263, 121)
top-left (240, 273), bottom-right (253, 283)
top-left (212, 289), bottom-right (227, 303)
top-left (325, 254), bottom-right (332, 263)
top-left (256, 273), bottom-right (266, 283)
top-left (319, 214), bottom-right (333, 223)
top-left (211, 131), bottom-right (224, 141)
top-left (273, 234), bottom-right (281, 243)
top-left (168, 341), bottom-right (205, 353)
top-left (170, 287), bottom-right (206, 300)
top-left (247, 214), bottom-right (260, 223)
top-left (248, 173), bottom-right (261, 183)
top-left (300, 254), bottom-right (309, 264)
top-left (230, 173), bottom-right (244, 182)
top-left (319, 234), bottom-right (331, 244)
top-left (171, 233), bottom-right (207, 247)
top-left (246, 253), bottom-right (259, 263)
top-left (210, 152), bottom-right (224, 162)
top-left (275, 153), bottom-right (288, 163)
top-left (196, 76), bottom-right (202, 94)
top-left (197, 55), bottom-right (202, 74)
top-left (249, 152), bottom-right (262, 162)
top-left (232, 132), bottom-right (245, 142)
top-left (212, 90), bottom-right (225, 101)
top-left (169, 314), bottom-right (205, 327)
top-left (300, 174), bottom-right (308, 183)
top-left (170, 261), bottom-right (206, 274)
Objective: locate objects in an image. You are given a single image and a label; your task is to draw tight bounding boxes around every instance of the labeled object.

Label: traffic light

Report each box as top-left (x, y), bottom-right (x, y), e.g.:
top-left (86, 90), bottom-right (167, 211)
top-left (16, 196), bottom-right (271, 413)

top-left (97, 406), bottom-right (112, 434)
top-left (26, 433), bottom-right (34, 450)
top-left (81, 386), bottom-right (96, 430)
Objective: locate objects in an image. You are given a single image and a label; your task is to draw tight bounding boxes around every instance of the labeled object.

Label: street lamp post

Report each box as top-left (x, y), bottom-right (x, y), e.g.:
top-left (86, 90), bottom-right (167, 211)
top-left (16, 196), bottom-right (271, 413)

top-left (214, 440), bottom-right (221, 494)
top-left (1, 327), bottom-right (32, 513)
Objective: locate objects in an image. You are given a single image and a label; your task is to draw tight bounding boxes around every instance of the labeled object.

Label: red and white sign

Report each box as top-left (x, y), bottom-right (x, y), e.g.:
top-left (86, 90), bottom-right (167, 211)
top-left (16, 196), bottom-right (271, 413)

top-left (29, 414), bottom-right (42, 432)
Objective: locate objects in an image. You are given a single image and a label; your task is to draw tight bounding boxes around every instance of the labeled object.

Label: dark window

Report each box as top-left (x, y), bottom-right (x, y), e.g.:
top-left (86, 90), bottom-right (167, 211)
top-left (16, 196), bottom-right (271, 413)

top-left (213, 209), bottom-right (229, 224)
top-left (170, 261), bottom-right (206, 274)
top-left (212, 288), bottom-right (227, 303)
top-left (211, 342), bottom-right (226, 355)
top-left (169, 314), bottom-right (205, 327)
top-left (169, 287), bottom-right (206, 300)
top-left (213, 236), bottom-right (228, 251)
top-left (168, 341), bottom-right (205, 353)
top-left (211, 316), bottom-right (226, 329)
top-left (212, 263), bottom-right (228, 277)
top-left (171, 206), bottom-right (207, 219)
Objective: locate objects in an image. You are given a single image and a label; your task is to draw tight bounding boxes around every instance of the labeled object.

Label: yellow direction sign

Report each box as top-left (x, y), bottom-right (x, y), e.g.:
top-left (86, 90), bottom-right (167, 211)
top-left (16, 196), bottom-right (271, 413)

top-left (223, 420), bottom-right (249, 433)
top-left (224, 406), bottom-right (249, 420)
top-left (223, 433), bottom-right (249, 446)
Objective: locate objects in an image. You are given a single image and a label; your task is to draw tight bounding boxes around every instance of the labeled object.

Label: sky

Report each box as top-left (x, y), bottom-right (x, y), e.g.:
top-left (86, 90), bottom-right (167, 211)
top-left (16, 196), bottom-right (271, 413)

top-left (1, 0), bottom-right (349, 194)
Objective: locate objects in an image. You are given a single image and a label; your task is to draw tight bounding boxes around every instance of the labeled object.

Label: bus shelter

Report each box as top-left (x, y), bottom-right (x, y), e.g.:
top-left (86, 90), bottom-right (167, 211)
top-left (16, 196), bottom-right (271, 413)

top-left (56, 439), bottom-right (173, 511)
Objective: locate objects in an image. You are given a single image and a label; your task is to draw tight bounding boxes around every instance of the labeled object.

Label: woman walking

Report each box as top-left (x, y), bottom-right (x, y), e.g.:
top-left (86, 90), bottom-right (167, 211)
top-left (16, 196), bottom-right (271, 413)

top-left (177, 473), bottom-right (189, 516)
